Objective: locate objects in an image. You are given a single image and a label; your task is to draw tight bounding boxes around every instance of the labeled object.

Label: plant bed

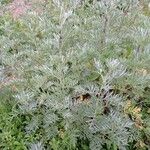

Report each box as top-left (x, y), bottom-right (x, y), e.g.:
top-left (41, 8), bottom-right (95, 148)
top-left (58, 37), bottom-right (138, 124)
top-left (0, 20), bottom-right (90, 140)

top-left (0, 0), bottom-right (150, 149)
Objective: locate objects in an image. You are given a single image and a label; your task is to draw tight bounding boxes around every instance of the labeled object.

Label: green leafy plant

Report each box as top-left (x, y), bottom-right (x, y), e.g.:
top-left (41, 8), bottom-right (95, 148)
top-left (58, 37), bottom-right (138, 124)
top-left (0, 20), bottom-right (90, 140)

top-left (0, 0), bottom-right (150, 149)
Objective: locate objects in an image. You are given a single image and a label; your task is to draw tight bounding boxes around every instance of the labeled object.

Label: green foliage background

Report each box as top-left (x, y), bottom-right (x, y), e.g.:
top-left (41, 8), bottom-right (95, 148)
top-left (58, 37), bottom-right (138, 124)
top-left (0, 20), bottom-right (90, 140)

top-left (0, 0), bottom-right (150, 150)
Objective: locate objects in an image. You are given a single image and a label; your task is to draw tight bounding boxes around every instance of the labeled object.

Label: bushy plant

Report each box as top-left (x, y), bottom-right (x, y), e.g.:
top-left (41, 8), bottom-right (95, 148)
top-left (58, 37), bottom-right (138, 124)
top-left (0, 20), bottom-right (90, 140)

top-left (0, 87), bottom-right (38, 150)
top-left (0, 0), bottom-right (150, 149)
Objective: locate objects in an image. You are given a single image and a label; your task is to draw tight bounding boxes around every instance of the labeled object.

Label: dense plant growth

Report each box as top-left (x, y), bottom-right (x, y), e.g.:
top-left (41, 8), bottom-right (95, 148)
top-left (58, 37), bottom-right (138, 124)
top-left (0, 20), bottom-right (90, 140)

top-left (0, 0), bottom-right (150, 149)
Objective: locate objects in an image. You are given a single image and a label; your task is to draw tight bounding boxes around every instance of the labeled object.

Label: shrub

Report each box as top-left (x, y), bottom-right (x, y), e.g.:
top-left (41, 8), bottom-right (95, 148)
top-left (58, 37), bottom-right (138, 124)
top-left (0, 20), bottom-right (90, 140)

top-left (0, 0), bottom-right (150, 149)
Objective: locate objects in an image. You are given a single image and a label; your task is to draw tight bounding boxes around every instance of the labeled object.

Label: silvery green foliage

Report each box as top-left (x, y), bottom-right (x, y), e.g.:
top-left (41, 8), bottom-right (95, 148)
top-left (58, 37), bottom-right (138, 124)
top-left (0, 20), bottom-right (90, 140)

top-left (1, 0), bottom-right (150, 149)
top-left (30, 142), bottom-right (45, 150)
